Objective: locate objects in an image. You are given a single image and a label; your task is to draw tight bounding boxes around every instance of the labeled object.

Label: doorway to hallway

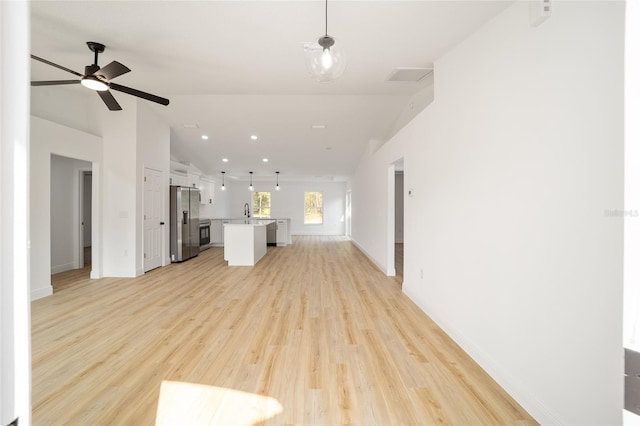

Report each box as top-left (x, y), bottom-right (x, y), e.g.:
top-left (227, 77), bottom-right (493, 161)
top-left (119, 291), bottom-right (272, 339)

top-left (49, 154), bottom-right (92, 292)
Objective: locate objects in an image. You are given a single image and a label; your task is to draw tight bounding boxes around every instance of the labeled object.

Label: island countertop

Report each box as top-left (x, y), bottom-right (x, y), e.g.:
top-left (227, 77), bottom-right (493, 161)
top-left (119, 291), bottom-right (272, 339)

top-left (210, 218), bottom-right (291, 247)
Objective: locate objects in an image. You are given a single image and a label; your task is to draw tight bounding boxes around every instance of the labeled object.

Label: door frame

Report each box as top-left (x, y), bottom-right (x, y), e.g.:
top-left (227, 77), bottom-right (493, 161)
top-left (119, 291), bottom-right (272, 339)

top-left (78, 169), bottom-right (92, 269)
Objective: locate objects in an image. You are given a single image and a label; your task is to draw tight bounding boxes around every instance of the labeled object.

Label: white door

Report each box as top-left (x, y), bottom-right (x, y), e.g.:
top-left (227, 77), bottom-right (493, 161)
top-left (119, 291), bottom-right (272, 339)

top-left (144, 168), bottom-right (163, 272)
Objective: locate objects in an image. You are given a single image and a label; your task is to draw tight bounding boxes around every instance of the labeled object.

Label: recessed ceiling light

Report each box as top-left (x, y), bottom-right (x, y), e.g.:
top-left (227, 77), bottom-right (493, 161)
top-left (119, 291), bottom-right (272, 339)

top-left (262, 158), bottom-right (269, 162)
top-left (183, 124), bottom-right (199, 128)
top-left (201, 135), bottom-right (209, 140)
top-left (222, 158), bottom-right (229, 163)
top-left (311, 124), bottom-right (326, 129)
top-left (250, 135), bottom-right (258, 140)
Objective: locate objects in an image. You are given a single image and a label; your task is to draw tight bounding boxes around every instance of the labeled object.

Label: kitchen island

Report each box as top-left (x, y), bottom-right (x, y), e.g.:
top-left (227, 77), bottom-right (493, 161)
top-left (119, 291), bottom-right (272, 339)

top-left (211, 218), bottom-right (291, 247)
top-left (223, 221), bottom-right (275, 266)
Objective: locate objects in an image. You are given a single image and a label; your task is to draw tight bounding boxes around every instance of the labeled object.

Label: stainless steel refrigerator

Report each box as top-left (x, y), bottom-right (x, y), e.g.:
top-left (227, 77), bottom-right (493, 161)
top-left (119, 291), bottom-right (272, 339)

top-left (170, 185), bottom-right (200, 262)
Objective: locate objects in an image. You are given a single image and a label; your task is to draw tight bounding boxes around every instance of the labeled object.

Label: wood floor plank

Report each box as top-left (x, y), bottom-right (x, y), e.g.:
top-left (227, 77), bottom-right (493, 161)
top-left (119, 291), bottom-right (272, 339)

top-left (34, 236), bottom-right (537, 425)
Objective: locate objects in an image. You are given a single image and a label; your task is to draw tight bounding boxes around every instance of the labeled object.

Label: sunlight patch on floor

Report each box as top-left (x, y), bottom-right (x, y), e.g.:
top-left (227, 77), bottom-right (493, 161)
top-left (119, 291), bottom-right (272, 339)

top-left (155, 380), bottom-right (283, 426)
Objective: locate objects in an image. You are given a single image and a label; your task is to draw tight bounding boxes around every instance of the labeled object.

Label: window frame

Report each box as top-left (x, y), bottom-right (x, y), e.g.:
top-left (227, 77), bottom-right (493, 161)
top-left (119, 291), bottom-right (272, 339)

top-left (304, 191), bottom-right (323, 225)
top-left (252, 191), bottom-right (272, 218)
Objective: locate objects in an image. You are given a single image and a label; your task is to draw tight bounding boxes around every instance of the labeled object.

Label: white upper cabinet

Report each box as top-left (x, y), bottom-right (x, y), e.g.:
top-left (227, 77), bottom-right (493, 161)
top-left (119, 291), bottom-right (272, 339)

top-left (187, 172), bottom-right (200, 189)
top-left (170, 172), bottom-right (188, 187)
top-left (199, 179), bottom-right (214, 205)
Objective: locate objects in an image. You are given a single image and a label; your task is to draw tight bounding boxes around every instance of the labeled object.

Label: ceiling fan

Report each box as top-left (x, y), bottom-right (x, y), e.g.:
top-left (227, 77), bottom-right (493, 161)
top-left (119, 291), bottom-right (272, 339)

top-left (31, 41), bottom-right (169, 111)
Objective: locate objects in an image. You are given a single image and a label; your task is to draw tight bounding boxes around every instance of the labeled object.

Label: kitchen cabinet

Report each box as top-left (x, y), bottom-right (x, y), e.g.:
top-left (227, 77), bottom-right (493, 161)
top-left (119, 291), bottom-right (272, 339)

top-left (212, 218), bottom-right (290, 247)
top-left (170, 172), bottom-right (188, 186)
top-left (223, 223), bottom-right (267, 266)
top-left (276, 219), bottom-right (289, 246)
top-left (211, 219), bottom-right (230, 246)
top-left (199, 179), bottom-right (214, 205)
top-left (187, 172), bottom-right (200, 189)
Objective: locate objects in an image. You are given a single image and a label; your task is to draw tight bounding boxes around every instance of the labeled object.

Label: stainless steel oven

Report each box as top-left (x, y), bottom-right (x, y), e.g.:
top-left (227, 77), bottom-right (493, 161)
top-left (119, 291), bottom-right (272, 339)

top-left (199, 219), bottom-right (211, 250)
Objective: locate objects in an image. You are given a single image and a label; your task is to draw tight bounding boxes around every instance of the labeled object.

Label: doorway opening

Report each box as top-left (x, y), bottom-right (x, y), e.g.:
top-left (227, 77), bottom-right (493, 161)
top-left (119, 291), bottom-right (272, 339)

top-left (387, 159), bottom-right (404, 284)
top-left (394, 167), bottom-right (404, 284)
top-left (50, 154), bottom-right (92, 292)
top-left (81, 171), bottom-right (92, 269)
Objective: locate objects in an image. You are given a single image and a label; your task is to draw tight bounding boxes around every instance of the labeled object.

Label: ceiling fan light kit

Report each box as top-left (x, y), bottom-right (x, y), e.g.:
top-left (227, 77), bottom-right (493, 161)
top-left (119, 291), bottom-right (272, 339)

top-left (80, 75), bottom-right (108, 91)
top-left (306, 0), bottom-right (346, 82)
top-left (31, 41), bottom-right (170, 111)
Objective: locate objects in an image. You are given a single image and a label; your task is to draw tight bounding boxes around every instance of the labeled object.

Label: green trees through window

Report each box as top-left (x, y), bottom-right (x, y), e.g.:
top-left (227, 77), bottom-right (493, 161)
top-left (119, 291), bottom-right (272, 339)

top-left (253, 192), bottom-right (271, 218)
top-left (304, 192), bottom-right (323, 224)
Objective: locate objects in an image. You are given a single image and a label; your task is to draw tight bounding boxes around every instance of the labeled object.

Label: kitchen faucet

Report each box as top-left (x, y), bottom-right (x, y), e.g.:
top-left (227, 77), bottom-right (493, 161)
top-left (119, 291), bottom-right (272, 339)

top-left (244, 203), bottom-right (250, 218)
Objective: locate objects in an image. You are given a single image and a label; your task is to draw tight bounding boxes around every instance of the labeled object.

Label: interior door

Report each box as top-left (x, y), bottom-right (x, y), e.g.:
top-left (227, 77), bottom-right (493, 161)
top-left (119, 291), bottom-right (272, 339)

top-left (144, 168), bottom-right (163, 272)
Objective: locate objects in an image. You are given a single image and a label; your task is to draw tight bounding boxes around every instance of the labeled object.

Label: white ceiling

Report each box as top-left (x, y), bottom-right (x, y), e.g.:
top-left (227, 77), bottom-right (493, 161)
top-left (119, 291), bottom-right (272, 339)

top-left (31, 0), bottom-right (510, 181)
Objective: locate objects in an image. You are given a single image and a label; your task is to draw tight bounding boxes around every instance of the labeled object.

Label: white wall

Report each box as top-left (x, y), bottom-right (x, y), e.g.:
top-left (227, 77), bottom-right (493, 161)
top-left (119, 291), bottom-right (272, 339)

top-left (624, 2), bottom-right (640, 422)
top-left (227, 179), bottom-right (346, 235)
top-left (199, 178), bottom-right (233, 219)
top-left (625, 0), bottom-right (640, 354)
top-left (96, 97), bottom-right (139, 277)
top-left (137, 102), bottom-right (171, 268)
top-left (31, 87), bottom-right (101, 137)
top-left (351, 2), bottom-right (623, 425)
top-left (50, 154), bottom-right (91, 274)
top-left (31, 117), bottom-right (102, 299)
top-left (0, 2), bottom-right (31, 423)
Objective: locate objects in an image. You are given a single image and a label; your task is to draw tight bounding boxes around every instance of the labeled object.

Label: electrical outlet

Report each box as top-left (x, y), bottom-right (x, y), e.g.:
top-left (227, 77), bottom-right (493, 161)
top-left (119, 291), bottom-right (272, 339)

top-left (421, 269), bottom-right (424, 280)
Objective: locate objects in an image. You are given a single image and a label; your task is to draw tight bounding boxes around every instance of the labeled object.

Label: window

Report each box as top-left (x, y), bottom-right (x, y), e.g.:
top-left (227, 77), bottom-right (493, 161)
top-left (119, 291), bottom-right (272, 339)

top-left (304, 192), bottom-right (323, 224)
top-left (252, 192), bottom-right (271, 218)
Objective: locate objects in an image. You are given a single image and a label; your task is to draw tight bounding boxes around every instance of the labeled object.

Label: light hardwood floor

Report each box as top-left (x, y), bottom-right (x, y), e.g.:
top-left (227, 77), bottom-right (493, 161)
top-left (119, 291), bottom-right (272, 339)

top-left (33, 236), bottom-right (537, 425)
top-left (395, 243), bottom-right (403, 285)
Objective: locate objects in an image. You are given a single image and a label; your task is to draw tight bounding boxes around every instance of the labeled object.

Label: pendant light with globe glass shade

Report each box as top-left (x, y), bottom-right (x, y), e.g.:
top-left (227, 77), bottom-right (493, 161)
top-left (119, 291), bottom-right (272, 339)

top-left (305, 0), bottom-right (346, 82)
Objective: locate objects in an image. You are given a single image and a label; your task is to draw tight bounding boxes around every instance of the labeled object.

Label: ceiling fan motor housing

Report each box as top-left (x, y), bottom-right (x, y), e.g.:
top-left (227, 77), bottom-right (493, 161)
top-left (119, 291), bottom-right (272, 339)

top-left (85, 64), bottom-right (100, 75)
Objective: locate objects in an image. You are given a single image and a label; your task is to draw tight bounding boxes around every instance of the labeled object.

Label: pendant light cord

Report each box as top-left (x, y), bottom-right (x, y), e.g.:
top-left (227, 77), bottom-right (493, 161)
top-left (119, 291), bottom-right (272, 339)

top-left (325, 0), bottom-right (328, 36)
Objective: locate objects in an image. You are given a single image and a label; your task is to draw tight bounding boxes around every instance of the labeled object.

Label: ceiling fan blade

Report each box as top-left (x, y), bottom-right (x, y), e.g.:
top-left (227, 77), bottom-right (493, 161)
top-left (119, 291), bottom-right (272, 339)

top-left (97, 90), bottom-right (122, 111)
top-left (30, 55), bottom-right (83, 77)
top-left (31, 80), bottom-right (80, 86)
top-left (94, 61), bottom-right (130, 80)
top-left (110, 83), bottom-right (170, 106)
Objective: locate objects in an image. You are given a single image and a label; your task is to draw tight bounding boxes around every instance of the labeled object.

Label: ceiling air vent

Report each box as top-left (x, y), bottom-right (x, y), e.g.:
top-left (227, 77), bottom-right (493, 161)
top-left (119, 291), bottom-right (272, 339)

top-left (386, 67), bottom-right (433, 82)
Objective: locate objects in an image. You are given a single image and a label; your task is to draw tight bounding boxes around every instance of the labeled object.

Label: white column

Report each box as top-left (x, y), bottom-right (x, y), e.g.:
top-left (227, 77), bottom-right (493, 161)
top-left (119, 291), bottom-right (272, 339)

top-left (0, 1), bottom-right (31, 424)
top-left (624, 1), bottom-right (640, 423)
top-left (625, 0), bottom-right (640, 354)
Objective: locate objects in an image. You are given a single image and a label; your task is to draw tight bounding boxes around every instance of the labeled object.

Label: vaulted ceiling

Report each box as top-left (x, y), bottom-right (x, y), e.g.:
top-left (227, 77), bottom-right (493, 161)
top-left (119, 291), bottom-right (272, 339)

top-left (31, 1), bottom-right (510, 181)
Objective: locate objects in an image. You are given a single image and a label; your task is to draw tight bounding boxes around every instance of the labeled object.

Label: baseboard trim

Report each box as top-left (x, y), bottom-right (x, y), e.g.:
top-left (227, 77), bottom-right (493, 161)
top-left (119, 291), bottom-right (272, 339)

top-left (350, 238), bottom-right (387, 275)
top-left (51, 262), bottom-right (74, 274)
top-left (402, 285), bottom-right (561, 426)
top-left (31, 285), bottom-right (53, 301)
